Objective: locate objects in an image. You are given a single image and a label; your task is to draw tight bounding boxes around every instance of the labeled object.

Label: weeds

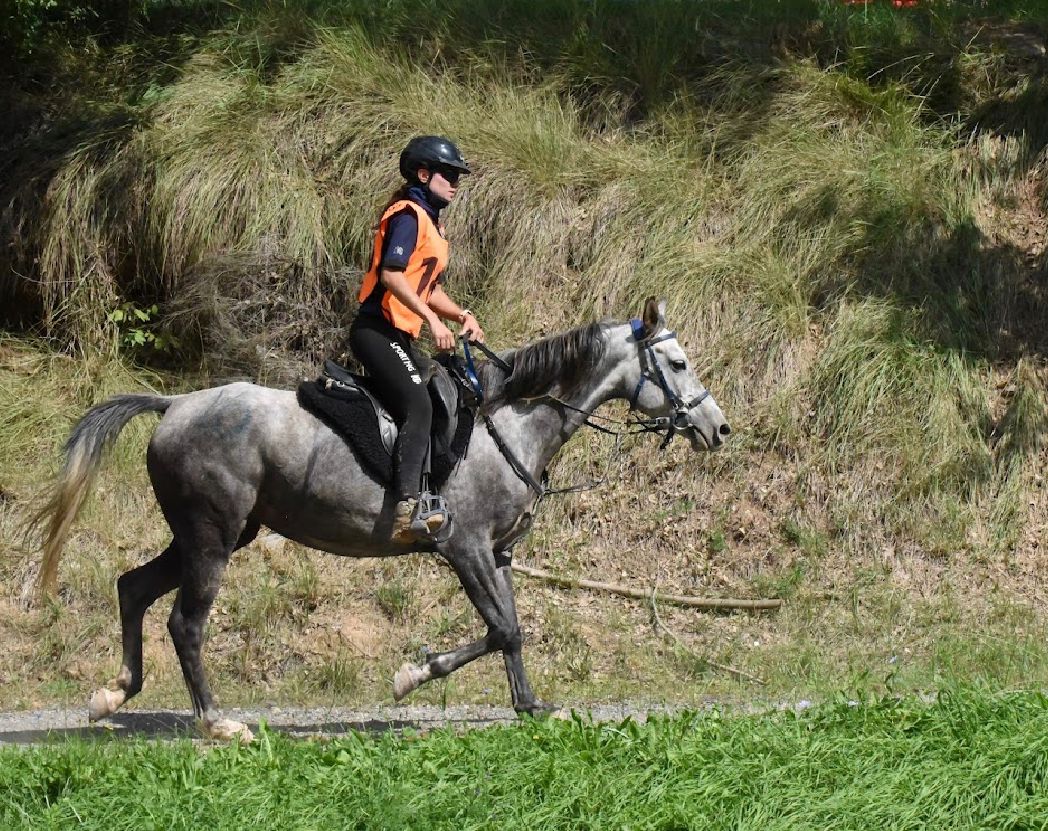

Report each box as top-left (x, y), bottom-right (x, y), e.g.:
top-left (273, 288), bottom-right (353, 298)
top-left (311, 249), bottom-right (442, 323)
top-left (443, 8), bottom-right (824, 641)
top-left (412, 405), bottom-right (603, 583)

top-left (374, 581), bottom-right (413, 624)
top-left (309, 648), bottom-right (362, 698)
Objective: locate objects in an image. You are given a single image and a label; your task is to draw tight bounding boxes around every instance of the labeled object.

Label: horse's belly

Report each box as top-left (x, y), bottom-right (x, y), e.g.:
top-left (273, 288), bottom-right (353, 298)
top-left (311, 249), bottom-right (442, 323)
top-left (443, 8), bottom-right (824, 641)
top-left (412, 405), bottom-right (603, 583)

top-left (253, 487), bottom-right (387, 555)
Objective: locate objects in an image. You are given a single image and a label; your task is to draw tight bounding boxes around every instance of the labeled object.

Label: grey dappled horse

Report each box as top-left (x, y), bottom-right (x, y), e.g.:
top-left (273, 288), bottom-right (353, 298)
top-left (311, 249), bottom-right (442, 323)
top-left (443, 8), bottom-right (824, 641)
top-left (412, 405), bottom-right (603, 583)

top-left (37, 298), bottom-right (730, 741)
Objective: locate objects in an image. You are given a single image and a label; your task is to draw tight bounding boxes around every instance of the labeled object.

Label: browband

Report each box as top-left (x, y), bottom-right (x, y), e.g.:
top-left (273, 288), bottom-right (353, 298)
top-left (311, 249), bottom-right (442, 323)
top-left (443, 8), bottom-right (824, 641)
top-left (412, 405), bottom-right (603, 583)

top-left (629, 318), bottom-right (677, 344)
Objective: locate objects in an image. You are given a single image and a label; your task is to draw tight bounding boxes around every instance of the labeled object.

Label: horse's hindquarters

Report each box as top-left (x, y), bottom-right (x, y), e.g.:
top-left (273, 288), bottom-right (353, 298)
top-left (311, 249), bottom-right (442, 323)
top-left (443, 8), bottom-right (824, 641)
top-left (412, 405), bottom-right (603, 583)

top-left (150, 382), bottom-right (430, 556)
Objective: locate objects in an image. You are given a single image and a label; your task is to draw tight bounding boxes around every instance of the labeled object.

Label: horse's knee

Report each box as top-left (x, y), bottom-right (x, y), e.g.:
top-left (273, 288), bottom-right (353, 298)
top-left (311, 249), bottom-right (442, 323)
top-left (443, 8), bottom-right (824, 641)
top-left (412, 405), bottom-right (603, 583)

top-left (490, 622), bottom-right (522, 652)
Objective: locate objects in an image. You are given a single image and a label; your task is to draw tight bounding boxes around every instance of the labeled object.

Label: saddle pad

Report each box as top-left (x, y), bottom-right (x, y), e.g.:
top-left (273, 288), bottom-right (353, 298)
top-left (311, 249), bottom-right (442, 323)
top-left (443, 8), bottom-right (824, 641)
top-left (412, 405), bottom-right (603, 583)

top-left (296, 379), bottom-right (475, 491)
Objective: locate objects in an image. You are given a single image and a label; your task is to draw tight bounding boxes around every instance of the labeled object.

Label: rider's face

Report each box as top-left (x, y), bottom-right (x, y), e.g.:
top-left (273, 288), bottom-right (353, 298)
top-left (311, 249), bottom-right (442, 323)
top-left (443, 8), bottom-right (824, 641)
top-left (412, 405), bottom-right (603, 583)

top-left (418, 167), bottom-right (459, 203)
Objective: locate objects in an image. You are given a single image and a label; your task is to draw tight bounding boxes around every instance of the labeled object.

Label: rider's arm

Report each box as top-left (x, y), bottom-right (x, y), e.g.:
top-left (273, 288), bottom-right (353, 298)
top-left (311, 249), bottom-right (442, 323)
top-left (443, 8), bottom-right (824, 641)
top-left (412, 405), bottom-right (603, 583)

top-left (428, 285), bottom-right (484, 343)
top-left (379, 268), bottom-right (455, 349)
top-left (427, 285), bottom-right (470, 323)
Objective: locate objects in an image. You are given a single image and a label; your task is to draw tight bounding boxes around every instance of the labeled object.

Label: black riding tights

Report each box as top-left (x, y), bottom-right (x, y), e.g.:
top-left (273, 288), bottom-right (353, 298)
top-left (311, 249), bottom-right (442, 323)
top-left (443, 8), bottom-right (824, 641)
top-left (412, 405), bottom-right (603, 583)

top-left (349, 314), bottom-right (432, 502)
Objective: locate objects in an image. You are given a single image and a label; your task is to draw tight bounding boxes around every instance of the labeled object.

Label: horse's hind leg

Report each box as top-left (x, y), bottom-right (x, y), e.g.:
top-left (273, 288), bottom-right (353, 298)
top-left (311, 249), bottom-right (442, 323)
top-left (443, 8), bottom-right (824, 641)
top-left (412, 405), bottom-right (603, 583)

top-left (88, 521), bottom-right (260, 724)
top-left (168, 521), bottom-right (256, 742)
top-left (88, 543), bottom-right (181, 721)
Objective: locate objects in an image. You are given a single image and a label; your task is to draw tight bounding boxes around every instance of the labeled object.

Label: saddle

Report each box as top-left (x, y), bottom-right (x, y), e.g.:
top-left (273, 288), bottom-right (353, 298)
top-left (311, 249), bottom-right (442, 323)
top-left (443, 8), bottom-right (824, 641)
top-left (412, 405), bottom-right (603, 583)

top-left (296, 354), bottom-right (477, 490)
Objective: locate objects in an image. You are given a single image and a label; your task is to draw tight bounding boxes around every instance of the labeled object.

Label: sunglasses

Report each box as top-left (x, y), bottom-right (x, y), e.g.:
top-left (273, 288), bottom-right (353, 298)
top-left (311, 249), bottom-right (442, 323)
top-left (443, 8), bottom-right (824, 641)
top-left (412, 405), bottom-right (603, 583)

top-left (433, 166), bottom-right (463, 185)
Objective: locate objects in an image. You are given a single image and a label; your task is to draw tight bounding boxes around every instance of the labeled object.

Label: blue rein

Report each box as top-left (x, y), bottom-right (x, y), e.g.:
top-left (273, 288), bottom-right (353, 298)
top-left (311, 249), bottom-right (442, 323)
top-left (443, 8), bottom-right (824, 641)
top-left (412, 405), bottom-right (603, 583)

top-left (460, 336), bottom-right (514, 402)
top-left (460, 337), bottom-right (486, 400)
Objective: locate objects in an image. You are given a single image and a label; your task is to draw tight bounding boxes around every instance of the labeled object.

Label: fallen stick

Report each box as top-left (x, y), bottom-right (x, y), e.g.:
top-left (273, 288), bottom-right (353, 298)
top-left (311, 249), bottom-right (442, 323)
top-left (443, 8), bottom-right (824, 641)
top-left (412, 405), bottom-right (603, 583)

top-left (510, 564), bottom-right (782, 611)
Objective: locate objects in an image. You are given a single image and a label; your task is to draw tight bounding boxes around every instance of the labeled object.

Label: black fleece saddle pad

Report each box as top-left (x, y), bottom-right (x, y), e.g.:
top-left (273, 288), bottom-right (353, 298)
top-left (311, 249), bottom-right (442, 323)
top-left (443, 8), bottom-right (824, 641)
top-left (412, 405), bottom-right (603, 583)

top-left (296, 379), bottom-right (474, 491)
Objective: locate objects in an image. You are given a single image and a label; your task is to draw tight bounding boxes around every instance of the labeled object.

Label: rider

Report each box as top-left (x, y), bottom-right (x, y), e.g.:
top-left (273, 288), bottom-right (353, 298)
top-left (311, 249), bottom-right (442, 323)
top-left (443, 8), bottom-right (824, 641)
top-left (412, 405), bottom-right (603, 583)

top-left (350, 135), bottom-right (484, 543)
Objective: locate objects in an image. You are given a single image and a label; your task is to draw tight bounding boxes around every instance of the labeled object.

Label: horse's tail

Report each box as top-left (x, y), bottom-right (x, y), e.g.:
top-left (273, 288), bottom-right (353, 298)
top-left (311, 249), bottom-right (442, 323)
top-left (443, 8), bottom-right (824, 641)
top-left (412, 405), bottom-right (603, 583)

top-left (34, 394), bottom-right (173, 599)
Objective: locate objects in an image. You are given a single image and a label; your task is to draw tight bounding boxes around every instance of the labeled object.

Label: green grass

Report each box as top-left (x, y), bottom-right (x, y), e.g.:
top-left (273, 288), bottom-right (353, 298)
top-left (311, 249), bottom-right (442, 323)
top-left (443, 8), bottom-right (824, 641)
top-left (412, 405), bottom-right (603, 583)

top-left (3, 689), bottom-right (1048, 830)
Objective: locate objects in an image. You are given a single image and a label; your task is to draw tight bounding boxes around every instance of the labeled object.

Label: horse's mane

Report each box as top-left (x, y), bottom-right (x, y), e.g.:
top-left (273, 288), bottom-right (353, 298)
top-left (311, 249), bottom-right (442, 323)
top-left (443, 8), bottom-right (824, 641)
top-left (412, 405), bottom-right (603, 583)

top-left (477, 321), bottom-right (609, 412)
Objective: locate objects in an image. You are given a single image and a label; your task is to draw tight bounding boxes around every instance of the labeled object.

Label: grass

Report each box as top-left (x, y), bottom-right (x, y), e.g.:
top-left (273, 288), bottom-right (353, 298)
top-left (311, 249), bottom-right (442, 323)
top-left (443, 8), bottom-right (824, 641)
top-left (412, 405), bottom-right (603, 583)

top-left (3, 689), bottom-right (1048, 829)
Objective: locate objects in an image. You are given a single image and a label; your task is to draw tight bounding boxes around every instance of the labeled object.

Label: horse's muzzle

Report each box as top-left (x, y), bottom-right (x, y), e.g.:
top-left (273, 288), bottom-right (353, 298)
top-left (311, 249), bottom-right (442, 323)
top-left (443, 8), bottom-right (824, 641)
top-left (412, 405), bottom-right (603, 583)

top-left (687, 418), bottom-right (730, 451)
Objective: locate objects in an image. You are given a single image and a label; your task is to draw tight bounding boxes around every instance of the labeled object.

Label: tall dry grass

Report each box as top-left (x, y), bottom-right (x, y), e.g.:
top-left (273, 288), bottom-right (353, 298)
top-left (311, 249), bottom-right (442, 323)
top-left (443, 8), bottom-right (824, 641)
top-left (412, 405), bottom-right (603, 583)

top-left (5, 7), bottom-right (1047, 554)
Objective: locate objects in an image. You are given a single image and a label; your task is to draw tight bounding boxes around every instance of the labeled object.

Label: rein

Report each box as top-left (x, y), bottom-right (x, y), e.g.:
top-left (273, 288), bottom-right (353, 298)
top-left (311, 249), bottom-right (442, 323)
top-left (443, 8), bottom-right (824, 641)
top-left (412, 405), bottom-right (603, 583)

top-left (458, 321), bottom-right (707, 498)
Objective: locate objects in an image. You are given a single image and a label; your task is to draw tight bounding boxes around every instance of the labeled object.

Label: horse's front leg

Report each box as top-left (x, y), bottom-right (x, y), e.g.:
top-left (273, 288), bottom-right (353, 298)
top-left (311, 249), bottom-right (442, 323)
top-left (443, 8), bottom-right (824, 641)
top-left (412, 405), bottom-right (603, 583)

top-left (393, 545), bottom-right (552, 716)
top-left (490, 550), bottom-right (551, 715)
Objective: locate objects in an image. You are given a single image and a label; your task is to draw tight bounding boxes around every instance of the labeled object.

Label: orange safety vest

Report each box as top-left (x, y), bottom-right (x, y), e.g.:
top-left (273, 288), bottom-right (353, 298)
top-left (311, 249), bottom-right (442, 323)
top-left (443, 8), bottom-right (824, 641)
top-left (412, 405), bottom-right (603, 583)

top-left (357, 200), bottom-right (449, 339)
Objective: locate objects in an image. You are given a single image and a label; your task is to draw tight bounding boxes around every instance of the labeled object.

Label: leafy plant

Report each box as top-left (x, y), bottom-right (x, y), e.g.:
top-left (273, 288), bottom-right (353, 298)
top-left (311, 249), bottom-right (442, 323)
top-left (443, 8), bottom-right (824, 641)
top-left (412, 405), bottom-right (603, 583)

top-left (107, 303), bottom-right (180, 353)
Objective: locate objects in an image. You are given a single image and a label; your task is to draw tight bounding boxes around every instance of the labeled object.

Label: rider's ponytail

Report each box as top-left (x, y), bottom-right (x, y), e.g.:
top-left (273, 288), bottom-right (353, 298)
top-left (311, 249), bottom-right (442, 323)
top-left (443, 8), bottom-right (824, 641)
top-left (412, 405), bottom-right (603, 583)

top-left (375, 184), bottom-right (412, 228)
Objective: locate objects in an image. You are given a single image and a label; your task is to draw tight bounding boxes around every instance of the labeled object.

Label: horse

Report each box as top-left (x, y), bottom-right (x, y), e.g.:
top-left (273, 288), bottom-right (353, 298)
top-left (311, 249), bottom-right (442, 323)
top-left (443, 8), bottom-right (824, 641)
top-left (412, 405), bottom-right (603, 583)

top-left (35, 297), bottom-right (730, 741)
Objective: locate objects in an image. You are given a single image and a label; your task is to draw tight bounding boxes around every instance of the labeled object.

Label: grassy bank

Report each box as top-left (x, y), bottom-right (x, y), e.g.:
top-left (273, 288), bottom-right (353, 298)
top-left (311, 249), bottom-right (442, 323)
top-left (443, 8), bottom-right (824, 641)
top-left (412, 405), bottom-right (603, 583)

top-left (3, 2), bottom-right (1048, 711)
top-left (4, 689), bottom-right (1048, 830)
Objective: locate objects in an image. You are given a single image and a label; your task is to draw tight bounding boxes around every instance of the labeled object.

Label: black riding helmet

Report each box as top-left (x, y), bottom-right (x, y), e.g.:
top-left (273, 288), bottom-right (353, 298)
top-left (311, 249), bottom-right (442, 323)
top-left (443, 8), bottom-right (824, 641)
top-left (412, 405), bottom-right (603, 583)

top-left (399, 135), bottom-right (471, 182)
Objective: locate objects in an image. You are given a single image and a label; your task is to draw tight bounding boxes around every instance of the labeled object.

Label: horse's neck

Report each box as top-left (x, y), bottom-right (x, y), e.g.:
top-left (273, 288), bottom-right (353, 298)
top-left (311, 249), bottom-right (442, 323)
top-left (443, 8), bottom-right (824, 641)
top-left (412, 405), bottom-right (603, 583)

top-left (490, 327), bottom-right (630, 479)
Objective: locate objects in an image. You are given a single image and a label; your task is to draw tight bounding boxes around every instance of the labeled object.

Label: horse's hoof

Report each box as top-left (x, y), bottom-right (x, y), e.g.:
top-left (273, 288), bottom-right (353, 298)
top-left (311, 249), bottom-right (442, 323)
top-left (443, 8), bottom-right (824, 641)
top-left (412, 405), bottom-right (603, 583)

top-left (516, 701), bottom-right (569, 720)
top-left (88, 687), bottom-right (126, 722)
top-left (393, 662), bottom-right (429, 701)
top-left (201, 718), bottom-right (254, 743)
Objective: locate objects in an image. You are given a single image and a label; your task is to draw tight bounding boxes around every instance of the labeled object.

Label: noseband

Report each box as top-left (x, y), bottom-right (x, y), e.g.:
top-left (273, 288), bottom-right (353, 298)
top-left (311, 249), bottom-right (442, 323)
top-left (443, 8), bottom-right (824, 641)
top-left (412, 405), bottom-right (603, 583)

top-left (628, 319), bottom-right (711, 449)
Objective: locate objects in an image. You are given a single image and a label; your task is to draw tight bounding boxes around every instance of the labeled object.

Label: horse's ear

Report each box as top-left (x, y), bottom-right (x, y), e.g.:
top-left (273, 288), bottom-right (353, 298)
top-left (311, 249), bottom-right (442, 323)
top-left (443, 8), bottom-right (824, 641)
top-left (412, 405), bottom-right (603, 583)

top-left (641, 297), bottom-right (666, 336)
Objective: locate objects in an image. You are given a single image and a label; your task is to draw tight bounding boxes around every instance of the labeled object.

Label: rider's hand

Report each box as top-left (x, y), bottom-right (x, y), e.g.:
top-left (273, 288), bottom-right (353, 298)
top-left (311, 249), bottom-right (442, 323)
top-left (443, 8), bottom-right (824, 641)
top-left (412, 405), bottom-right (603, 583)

top-left (460, 313), bottom-right (485, 343)
top-left (428, 316), bottom-right (456, 351)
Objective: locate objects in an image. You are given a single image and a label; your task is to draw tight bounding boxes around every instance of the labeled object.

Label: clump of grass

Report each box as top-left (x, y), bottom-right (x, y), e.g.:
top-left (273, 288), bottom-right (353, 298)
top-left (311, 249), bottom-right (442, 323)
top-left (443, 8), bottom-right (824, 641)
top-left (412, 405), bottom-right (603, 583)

top-left (543, 608), bottom-right (594, 683)
top-left (780, 517), bottom-right (829, 560)
top-left (309, 647), bottom-right (363, 698)
top-left (227, 572), bottom-right (296, 637)
top-left (374, 580), bottom-right (413, 624)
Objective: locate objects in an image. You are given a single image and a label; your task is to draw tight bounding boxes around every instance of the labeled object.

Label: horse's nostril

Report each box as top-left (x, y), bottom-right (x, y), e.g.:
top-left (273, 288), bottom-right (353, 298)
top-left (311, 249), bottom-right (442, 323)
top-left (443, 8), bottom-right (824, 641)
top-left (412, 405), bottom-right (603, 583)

top-left (720, 423), bottom-right (732, 436)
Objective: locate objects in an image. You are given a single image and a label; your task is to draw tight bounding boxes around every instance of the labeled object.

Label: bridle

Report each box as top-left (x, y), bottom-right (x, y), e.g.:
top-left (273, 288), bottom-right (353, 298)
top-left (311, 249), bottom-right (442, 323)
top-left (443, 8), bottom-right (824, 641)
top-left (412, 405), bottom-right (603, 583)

top-left (627, 319), bottom-right (711, 450)
top-left (459, 320), bottom-right (713, 497)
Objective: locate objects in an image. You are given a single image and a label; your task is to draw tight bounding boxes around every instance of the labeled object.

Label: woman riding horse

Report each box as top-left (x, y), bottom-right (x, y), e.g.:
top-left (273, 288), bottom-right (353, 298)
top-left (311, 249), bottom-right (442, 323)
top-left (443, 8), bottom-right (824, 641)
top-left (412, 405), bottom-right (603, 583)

top-left (351, 135), bottom-right (483, 544)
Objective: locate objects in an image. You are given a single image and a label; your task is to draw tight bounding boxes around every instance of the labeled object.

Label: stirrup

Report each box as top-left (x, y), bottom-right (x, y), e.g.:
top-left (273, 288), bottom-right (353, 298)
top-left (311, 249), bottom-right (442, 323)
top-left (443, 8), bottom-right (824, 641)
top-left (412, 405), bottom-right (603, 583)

top-left (412, 492), bottom-right (453, 543)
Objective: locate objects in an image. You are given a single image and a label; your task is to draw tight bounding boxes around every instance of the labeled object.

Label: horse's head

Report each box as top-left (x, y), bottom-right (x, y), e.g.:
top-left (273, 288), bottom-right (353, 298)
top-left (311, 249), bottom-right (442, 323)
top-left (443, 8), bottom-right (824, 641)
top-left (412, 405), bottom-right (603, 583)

top-left (625, 297), bottom-right (731, 451)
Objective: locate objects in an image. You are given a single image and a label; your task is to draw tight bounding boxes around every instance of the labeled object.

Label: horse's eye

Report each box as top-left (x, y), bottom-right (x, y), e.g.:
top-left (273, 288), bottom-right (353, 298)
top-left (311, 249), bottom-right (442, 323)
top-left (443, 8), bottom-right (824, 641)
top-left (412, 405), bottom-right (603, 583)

top-left (670, 360), bottom-right (686, 371)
